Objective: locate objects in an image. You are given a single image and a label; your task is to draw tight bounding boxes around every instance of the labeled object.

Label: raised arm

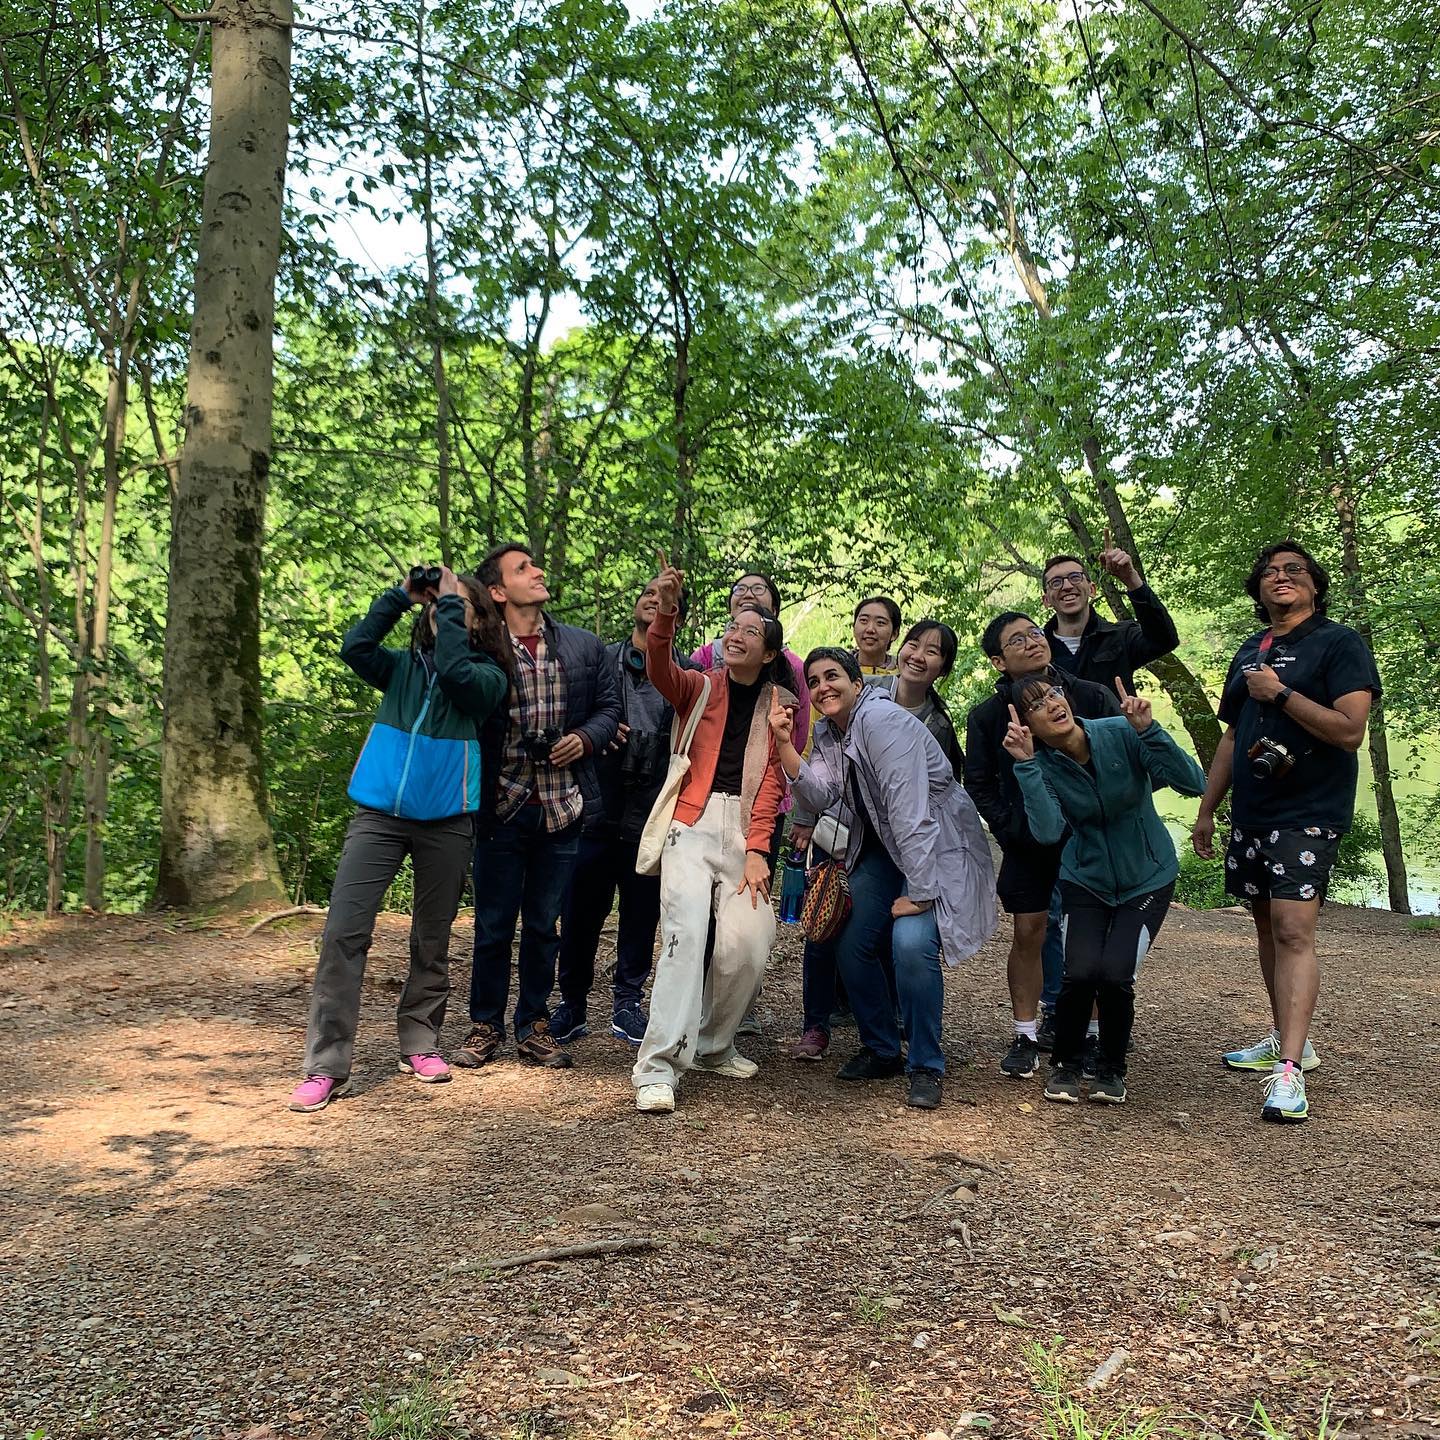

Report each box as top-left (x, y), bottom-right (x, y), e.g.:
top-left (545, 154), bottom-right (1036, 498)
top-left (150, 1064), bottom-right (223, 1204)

top-left (431, 584), bottom-right (508, 721)
top-left (340, 584), bottom-right (414, 692)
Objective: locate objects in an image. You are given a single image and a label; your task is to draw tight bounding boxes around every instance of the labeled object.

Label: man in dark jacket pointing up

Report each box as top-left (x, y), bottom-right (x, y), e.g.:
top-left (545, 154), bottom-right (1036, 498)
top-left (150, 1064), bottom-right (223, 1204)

top-left (1041, 538), bottom-right (1179, 695)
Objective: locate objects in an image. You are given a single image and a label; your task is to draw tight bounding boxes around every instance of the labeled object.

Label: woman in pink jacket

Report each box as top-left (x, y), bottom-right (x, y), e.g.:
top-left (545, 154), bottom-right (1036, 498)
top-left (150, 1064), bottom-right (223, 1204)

top-left (632, 554), bottom-right (797, 1114)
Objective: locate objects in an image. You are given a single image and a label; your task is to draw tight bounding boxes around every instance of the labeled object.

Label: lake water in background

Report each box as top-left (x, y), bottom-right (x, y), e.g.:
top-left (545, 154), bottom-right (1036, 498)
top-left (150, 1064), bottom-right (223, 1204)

top-left (1152, 727), bottom-right (1439, 915)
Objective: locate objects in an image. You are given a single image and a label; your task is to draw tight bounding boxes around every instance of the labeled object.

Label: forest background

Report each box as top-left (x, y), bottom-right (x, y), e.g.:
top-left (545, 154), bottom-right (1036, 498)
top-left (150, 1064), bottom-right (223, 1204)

top-left (1, 0), bottom-right (1436, 919)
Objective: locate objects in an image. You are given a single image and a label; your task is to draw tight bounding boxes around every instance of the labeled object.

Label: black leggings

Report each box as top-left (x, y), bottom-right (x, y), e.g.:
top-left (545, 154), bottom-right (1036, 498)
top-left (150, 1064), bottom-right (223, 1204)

top-left (1054, 880), bottom-right (1174, 1077)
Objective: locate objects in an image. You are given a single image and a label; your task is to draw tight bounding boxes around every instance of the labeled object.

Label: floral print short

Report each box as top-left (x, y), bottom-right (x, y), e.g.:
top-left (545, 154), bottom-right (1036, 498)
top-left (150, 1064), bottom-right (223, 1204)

top-left (1224, 825), bottom-right (1342, 904)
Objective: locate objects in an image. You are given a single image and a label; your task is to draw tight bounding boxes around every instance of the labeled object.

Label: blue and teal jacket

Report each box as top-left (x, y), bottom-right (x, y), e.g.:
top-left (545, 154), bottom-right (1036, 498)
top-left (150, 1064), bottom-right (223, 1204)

top-left (344, 587), bottom-right (508, 822)
top-left (1012, 716), bottom-right (1206, 904)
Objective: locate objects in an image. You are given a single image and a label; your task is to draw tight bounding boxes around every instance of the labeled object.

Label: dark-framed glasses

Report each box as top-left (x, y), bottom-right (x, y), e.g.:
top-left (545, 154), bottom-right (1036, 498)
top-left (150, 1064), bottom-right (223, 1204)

top-left (1003, 626), bottom-right (1046, 650)
top-left (1260, 562), bottom-right (1309, 581)
top-left (1044, 570), bottom-right (1088, 592)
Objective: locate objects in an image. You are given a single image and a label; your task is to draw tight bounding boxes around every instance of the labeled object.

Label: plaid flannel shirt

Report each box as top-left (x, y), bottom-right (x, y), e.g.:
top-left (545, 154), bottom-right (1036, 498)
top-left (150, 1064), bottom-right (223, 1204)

top-left (495, 627), bottom-right (583, 833)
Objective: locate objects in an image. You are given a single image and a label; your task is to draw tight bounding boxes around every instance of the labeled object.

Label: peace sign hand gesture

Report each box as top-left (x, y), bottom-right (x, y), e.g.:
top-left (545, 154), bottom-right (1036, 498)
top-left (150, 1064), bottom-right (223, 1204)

top-left (1002, 703), bottom-right (1034, 761)
top-left (1115, 676), bottom-right (1153, 733)
top-left (653, 548), bottom-right (685, 613)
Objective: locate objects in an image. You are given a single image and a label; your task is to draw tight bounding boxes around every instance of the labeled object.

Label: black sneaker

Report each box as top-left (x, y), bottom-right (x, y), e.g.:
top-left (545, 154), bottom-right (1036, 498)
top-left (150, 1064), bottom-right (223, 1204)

top-left (1043, 1067), bottom-right (1082, 1104)
top-left (1036, 1009), bottom-right (1057, 1053)
top-left (610, 1004), bottom-right (648, 1046)
top-left (1080, 1033), bottom-right (1101, 1079)
top-left (549, 1002), bottom-right (589, 1045)
top-left (836, 1047), bottom-right (905, 1081)
top-left (999, 1035), bottom-right (1040, 1078)
top-left (906, 1070), bottom-right (943, 1109)
top-left (1088, 1071), bottom-right (1127, 1104)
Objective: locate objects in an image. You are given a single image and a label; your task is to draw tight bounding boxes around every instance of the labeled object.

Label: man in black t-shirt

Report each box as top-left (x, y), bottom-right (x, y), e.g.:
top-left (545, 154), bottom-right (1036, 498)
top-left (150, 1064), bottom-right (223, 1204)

top-left (1192, 541), bottom-right (1381, 1126)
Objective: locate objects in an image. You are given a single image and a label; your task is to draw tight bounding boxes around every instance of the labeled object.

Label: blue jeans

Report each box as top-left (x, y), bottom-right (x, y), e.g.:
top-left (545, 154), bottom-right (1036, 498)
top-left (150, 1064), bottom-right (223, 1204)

top-left (835, 845), bottom-right (947, 1075)
top-left (469, 807), bottom-right (581, 1038)
top-left (556, 831), bottom-right (659, 1014)
top-left (1041, 885), bottom-right (1065, 1013)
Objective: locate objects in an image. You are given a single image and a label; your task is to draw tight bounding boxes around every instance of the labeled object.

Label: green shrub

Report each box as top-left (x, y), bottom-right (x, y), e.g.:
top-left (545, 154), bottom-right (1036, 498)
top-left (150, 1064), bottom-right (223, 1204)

top-left (1174, 849), bottom-right (1229, 909)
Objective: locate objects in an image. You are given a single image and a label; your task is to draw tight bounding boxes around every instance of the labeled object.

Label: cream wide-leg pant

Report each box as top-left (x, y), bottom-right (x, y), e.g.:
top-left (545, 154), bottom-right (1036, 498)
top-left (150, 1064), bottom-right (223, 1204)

top-left (632, 793), bottom-right (775, 1090)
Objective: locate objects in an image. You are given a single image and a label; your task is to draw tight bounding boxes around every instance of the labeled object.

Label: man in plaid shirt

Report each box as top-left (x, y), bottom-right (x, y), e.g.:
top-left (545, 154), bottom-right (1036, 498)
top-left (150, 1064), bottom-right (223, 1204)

top-left (454, 543), bottom-right (620, 1070)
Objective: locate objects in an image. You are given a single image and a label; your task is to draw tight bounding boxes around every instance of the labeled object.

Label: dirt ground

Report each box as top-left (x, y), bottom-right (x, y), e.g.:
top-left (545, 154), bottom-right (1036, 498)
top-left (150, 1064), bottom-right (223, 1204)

top-left (2, 902), bottom-right (1439, 1440)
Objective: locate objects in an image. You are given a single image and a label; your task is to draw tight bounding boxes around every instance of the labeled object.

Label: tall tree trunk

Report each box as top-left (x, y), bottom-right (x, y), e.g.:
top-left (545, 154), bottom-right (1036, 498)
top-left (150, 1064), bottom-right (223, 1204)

top-left (415, 0), bottom-right (452, 568)
top-left (1331, 474), bottom-right (1409, 912)
top-left (158, 0), bottom-right (289, 909)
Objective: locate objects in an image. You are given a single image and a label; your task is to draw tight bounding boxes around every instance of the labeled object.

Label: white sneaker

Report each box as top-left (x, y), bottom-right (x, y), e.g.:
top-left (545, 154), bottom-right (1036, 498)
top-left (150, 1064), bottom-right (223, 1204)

top-left (636, 1083), bottom-right (675, 1113)
top-left (692, 1050), bottom-right (758, 1079)
top-left (1222, 1031), bottom-right (1320, 1073)
top-left (1260, 1061), bottom-right (1309, 1123)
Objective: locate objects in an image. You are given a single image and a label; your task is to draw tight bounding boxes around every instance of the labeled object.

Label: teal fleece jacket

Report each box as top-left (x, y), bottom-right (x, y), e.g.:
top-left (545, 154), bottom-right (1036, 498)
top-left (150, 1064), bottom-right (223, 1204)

top-left (1012, 716), bottom-right (1205, 904)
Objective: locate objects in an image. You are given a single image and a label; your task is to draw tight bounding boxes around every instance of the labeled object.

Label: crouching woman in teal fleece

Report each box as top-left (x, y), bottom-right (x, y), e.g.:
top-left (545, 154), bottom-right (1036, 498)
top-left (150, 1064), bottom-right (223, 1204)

top-left (1003, 675), bottom-right (1205, 1105)
top-left (289, 567), bottom-right (510, 1112)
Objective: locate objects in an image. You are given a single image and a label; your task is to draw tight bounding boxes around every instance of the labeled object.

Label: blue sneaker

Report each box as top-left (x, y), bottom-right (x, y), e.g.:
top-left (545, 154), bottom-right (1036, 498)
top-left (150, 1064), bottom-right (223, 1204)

top-left (1223, 1031), bottom-right (1320, 1073)
top-left (549, 1002), bottom-right (589, 1045)
top-left (610, 1004), bottom-right (648, 1046)
top-left (1260, 1061), bottom-right (1309, 1123)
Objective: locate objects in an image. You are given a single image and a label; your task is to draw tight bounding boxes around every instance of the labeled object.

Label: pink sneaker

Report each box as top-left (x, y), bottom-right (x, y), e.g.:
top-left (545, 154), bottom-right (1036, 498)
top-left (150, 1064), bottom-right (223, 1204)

top-left (288, 1075), bottom-right (351, 1112)
top-left (399, 1052), bottom-right (452, 1084)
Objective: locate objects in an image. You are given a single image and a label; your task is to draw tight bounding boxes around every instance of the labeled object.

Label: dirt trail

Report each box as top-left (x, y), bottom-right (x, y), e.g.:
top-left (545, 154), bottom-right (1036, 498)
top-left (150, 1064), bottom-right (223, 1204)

top-left (2, 904), bottom-right (1438, 1440)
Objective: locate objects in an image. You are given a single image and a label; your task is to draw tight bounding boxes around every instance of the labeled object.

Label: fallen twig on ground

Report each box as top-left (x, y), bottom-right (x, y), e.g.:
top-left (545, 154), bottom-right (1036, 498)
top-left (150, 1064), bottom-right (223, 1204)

top-left (457, 1237), bottom-right (661, 1273)
top-left (245, 906), bottom-right (327, 935)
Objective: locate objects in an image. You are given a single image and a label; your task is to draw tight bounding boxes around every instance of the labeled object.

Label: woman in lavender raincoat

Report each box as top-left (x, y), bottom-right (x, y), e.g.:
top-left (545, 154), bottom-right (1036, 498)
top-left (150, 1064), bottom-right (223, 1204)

top-left (769, 647), bottom-right (996, 1109)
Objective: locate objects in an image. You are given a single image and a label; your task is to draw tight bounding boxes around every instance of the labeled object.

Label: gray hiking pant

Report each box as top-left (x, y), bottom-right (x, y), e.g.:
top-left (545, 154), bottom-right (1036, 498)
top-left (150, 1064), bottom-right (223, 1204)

top-left (303, 807), bottom-right (473, 1078)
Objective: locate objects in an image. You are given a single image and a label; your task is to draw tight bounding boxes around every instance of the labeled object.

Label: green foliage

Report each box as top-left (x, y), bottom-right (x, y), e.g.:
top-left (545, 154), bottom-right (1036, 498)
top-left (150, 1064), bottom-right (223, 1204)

top-left (1, 0), bottom-right (1434, 912)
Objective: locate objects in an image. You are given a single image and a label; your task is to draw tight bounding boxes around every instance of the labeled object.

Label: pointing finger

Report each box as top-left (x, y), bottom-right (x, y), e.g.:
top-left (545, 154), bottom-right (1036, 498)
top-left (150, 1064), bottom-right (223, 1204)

top-left (1008, 703), bottom-right (1020, 726)
top-left (1115, 676), bottom-right (1129, 701)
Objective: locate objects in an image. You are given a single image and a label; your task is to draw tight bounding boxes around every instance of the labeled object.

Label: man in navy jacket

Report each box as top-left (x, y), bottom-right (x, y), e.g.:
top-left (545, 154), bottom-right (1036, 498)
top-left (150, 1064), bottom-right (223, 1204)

top-left (454, 542), bottom-right (620, 1071)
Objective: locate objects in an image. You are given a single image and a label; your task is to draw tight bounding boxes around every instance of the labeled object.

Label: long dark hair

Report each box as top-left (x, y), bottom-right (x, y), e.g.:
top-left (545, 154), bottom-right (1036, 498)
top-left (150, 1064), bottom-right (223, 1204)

top-left (736, 603), bottom-right (794, 690)
top-left (461, 575), bottom-right (515, 677)
top-left (411, 580), bottom-right (514, 679)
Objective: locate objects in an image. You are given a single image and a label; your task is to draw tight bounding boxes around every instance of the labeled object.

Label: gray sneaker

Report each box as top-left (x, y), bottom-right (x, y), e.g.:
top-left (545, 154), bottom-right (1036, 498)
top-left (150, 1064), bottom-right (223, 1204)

top-left (736, 1008), bottom-right (762, 1037)
top-left (1088, 1072), bottom-right (1127, 1105)
top-left (1043, 1067), bottom-right (1082, 1104)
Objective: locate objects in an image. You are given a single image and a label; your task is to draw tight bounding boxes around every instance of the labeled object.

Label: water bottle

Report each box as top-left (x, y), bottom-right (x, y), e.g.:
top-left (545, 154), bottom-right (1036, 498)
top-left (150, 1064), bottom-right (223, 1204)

top-left (778, 848), bottom-right (807, 924)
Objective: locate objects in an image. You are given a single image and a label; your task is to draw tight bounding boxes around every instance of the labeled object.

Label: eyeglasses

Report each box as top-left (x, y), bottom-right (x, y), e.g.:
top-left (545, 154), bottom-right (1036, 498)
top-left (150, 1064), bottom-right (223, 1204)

top-left (1260, 563), bottom-right (1309, 581)
top-left (1043, 570), bottom-right (1088, 592)
top-left (724, 621), bottom-right (765, 642)
top-left (1023, 685), bottom-right (1067, 715)
top-left (1002, 627), bottom-right (1046, 651)
top-left (731, 581), bottom-right (770, 597)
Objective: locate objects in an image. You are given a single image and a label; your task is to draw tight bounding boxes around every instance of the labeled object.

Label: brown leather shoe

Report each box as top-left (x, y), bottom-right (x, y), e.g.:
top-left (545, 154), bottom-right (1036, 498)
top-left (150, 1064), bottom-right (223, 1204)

top-left (452, 1022), bottom-right (502, 1068)
top-left (516, 1019), bottom-right (573, 1069)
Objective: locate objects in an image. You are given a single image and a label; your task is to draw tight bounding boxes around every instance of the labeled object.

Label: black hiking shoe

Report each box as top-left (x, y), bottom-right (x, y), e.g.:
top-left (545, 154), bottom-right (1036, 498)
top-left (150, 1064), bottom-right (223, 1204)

top-left (1088, 1071), bottom-right (1127, 1105)
top-left (836, 1047), bottom-right (905, 1081)
top-left (906, 1070), bottom-right (943, 1110)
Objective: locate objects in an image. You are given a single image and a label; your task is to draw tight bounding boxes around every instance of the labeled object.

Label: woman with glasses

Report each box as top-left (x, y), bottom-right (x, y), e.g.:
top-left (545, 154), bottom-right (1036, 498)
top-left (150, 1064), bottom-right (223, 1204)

top-left (631, 554), bottom-right (798, 1115)
top-left (1002, 675), bottom-right (1205, 1105)
top-left (690, 570), bottom-right (811, 761)
top-left (964, 613), bottom-right (1122, 1079)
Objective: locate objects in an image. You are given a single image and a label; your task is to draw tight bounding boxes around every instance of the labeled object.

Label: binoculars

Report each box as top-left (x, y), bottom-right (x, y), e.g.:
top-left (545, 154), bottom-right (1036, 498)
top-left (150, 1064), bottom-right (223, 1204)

top-left (409, 565), bottom-right (443, 591)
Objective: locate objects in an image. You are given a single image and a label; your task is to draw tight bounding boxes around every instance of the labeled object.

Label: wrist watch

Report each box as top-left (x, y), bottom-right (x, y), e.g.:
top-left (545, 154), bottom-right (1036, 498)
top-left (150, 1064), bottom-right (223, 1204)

top-left (1275, 686), bottom-right (1294, 708)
